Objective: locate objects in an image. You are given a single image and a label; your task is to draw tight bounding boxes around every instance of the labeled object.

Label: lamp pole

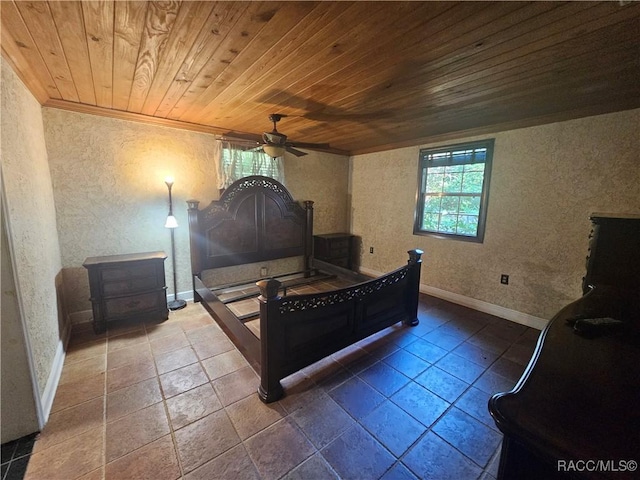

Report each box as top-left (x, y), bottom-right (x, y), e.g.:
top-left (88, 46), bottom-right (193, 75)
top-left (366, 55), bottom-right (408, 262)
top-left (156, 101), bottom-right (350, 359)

top-left (165, 177), bottom-right (186, 311)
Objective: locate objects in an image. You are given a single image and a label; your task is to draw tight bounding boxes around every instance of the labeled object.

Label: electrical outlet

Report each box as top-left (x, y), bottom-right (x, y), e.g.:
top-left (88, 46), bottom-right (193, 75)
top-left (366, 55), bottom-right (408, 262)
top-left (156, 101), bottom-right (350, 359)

top-left (500, 274), bottom-right (509, 285)
top-left (260, 267), bottom-right (268, 277)
top-left (370, 246), bottom-right (374, 254)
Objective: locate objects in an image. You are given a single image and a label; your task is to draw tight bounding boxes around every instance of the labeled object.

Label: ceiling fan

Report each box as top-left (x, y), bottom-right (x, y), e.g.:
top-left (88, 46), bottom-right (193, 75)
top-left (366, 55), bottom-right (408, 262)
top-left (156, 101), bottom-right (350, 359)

top-left (224, 113), bottom-right (331, 158)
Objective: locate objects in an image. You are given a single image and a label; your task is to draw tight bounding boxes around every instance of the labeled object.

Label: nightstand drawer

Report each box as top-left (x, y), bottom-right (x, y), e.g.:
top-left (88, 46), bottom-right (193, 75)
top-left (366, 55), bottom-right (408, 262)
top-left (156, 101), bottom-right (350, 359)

top-left (328, 257), bottom-right (350, 268)
top-left (101, 263), bottom-right (157, 282)
top-left (327, 238), bottom-right (350, 250)
top-left (327, 246), bottom-right (350, 258)
top-left (102, 275), bottom-right (161, 296)
top-left (104, 291), bottom-right (164, 318)
top-left (84, 251), bottom-right (168, 333)
top-left (313, 234), bottom-right (354, 269)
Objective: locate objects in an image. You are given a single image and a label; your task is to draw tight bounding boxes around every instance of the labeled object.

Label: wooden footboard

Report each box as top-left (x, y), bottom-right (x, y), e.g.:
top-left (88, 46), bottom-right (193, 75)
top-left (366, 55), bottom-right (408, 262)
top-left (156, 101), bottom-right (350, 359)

top-left (256, 249), bottom-right (423, 403)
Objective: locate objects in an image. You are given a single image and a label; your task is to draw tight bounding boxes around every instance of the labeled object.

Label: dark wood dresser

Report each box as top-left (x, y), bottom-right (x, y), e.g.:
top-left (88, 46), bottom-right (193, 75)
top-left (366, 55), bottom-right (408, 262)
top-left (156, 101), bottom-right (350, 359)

top-left (489, 214), bottom-right (640, 480)
top-left (313, 233), bottom-right (354, 269)
top-left (83, 251), bottom-right (169, 333)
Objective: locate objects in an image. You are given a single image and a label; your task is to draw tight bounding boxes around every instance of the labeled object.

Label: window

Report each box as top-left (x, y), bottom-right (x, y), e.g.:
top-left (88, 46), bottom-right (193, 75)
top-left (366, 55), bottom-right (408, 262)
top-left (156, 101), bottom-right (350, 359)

top-left (414, 139), bottom-right (493, 242)
top-left (217, 141), bottom-right (285, 189)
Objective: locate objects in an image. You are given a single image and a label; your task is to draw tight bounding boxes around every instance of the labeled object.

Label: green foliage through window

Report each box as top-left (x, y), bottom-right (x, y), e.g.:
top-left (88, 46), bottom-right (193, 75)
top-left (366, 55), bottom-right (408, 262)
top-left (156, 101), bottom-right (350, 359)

top-left (414, 140), bottom-right (494, 242)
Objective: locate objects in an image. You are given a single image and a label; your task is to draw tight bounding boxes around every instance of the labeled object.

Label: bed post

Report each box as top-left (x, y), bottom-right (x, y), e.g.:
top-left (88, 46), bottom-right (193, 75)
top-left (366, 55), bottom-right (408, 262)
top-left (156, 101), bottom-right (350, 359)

top-left (187, 200), bottom-right (201, 302)
top-left (303, 200), bottom-right (314, 277)
top-left (404, 249), bottom-right (423, 327)
top-left (256, 278), bottom-right (285, 403)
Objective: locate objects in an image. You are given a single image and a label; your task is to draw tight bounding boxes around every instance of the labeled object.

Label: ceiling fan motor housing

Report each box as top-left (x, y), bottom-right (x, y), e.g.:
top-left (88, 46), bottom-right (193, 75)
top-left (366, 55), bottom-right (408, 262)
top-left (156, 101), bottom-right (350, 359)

top-left (263, 131), bottom-right (288, 145)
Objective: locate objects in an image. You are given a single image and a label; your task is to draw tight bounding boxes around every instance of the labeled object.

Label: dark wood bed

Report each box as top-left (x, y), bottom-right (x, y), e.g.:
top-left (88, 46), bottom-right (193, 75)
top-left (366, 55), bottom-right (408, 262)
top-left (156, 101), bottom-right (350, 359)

top-left (187, 175), bottom-right (423, 402)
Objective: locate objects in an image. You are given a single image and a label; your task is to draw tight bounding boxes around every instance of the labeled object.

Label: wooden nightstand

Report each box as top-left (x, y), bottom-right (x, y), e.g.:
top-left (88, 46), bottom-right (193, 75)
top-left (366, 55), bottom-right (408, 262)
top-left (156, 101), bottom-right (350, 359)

top-left (83, 252), bottom-right (169, 333)
top-left (313, 233), bottom-right (354, 269)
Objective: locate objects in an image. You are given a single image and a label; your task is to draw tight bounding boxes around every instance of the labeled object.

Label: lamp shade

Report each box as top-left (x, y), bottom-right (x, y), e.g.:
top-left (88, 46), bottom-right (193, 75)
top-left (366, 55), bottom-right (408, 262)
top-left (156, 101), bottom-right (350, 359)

top-left (263, 144), bottom-right (285, 158)
top-left (164, 215), bottom-right (178, 229)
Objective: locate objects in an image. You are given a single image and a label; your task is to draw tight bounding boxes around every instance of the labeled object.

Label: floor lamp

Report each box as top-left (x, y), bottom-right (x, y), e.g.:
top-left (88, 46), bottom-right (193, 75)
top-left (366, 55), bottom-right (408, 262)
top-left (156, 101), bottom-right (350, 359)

top-left (164, 177), bottom-right (187, 311)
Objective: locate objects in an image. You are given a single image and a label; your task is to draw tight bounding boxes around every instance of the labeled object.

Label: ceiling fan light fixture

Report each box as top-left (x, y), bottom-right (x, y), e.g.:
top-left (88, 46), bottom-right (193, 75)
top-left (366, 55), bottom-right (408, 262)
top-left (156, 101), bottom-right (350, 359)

top-left (263, 144), bottom-right (286, 158)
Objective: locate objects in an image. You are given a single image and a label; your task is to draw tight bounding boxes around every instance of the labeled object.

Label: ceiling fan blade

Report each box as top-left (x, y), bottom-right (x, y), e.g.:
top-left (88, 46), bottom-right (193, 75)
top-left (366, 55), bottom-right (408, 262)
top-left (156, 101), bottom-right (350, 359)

top-left (286, 146), bottom-right (308, 157)
top-left (288, 141), bottom-right (331, 149)
top-left (222, 131), bottom-right (262, 143)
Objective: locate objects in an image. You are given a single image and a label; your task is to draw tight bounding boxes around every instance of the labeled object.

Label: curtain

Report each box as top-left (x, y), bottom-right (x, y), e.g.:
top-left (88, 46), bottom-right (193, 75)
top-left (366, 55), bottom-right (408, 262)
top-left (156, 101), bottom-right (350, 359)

top-left (216, 140), bottom-right (286, 189)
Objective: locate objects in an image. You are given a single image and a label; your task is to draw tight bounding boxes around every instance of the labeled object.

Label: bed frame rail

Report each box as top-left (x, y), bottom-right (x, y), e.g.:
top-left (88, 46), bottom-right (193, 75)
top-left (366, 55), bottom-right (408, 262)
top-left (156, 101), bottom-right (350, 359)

top-left (256, 249), bottom-right (423, 402)
top-left (193, 275), bottom-right (261, 371)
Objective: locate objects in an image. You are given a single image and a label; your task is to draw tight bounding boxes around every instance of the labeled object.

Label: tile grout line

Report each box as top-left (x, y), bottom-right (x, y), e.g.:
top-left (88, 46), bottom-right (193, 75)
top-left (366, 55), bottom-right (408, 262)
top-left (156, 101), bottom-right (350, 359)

top-left (399, 329), bottom-right (510, 468)
top-left (309, 324), bottom-right (510, 478)
top-left (101, 328), bottom-right (108, 479)
top-left (150, 311), bottom-right (265, 478)
top-left (144, 318), bottom-right (185, 480)
top-left (172, 315), bottom-right (235, 478)
top-left (40, 301), bottom-right (535, 480)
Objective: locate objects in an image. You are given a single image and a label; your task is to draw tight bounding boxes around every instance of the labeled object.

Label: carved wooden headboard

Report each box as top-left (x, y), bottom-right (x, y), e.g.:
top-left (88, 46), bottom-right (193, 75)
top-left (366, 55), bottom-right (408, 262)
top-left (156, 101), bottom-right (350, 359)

top-left (187, 176), bottom-right (314, 277)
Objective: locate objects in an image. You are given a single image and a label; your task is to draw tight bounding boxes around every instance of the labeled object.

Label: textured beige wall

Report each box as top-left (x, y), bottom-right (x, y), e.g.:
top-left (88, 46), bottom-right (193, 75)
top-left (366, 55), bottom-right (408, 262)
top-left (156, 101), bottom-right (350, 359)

top-left (43, 108), bottom-right (221, 315)
top-left (284, 151), bottom-right (350, 235)
top-left (351, 108), bottom-right (640, 320)
top-left (42, 108), bottom-right (350, 316)
top-left (1, 211), bottom-right (40, 442)
top-left (1, 58), bottom-right (64, 396)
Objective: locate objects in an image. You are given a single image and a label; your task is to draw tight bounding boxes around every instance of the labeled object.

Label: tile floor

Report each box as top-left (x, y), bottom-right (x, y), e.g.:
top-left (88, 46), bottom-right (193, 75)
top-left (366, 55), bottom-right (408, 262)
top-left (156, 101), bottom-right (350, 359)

top-left (1, 433), bottom-right (37, 480)
top-left (22, 294), bottom-right (540, 480)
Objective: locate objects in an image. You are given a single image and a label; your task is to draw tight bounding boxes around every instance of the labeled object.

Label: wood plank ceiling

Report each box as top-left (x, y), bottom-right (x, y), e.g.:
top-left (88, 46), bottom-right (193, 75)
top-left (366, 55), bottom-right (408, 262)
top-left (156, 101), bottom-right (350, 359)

top-left (2, 1), bottom-right (639, 155)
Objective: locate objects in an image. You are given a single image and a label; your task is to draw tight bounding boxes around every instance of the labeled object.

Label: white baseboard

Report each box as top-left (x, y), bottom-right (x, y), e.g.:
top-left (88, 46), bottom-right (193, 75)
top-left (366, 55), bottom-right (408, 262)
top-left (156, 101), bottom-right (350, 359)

top-left (420, 284), bottom-right (548, 330)
top-left (359, 266), bottom-right (548, 330)
top-left (169, 289), bottom-right (194, 304)
top-left (40, 324), bottom-right (70, 425)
